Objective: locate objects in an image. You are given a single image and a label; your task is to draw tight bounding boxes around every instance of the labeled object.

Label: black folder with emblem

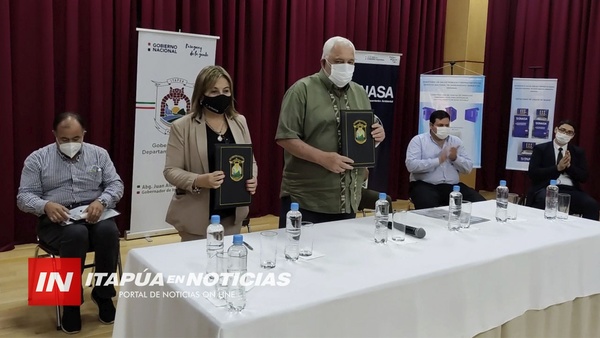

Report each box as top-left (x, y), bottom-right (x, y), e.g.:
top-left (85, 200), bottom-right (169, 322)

top-left (340, 110), bottom-right (375, 168)
top-left (214, 144), bottom-right (253, 209)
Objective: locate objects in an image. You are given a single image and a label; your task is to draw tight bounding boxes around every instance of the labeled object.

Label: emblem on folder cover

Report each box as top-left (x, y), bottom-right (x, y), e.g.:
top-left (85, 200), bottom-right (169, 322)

top-left (353, 120), bottom-right (367, 145)
top-left (229, 155), bottom-right (245, 182)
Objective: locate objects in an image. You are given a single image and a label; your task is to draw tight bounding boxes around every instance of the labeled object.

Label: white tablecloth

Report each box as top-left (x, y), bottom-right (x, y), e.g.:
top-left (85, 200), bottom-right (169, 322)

top-left (113, 200), bottom-right (600, 338)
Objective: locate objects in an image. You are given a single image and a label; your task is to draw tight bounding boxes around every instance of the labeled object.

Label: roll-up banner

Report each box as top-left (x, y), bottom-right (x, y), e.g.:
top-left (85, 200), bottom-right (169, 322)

top-left (505, 78), bottom-right (558, 171)
top-left (128, 28), bottom-right (218, 239)
top-left (419, 75), bottom-right (485, 168)
top-left (354, 51), bottom-right (402, 192)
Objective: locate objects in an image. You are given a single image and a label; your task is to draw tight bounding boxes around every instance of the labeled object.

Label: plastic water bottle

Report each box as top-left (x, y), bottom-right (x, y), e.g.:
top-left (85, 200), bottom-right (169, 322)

top-left (284, 202), bottom-right (301, 261)
top-left (227, 234), bottom-right (247, 311)
top-left (206, 215), bottom-right (224, 276)
top-left (495, 180), bottom-right (509, 223)
top-left (448, 185), bottom-right (462, 231)
top-left (374, 192), bottom-right (389, 243)
top-left (544, 179), bottom-right (559, 220)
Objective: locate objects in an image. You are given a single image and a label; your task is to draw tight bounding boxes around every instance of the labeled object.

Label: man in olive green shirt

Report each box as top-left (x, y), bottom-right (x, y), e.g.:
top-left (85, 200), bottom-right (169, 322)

top-left (276, 36), bottom-right (386, 227)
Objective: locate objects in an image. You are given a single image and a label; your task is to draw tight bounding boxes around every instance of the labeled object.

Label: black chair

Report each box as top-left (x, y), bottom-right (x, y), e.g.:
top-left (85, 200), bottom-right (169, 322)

top-left (242, 218), bottom-right (251, 233)
top-left (359, 189), bottom-right (393, 216)
top-left (34, 240), bottom-right (123, 330)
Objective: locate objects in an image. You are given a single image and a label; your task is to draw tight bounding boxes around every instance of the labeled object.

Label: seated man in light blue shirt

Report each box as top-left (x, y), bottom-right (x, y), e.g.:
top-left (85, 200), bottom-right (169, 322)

top-left (17, 112), bottom-right (124, 334)
top-left (405, 110), bottom-right (485, 209)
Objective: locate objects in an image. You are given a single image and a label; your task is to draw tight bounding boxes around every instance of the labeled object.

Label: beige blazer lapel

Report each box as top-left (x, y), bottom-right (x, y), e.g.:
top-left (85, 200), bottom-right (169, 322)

top-left (195, 115), bottom-right (210, 174)
top-left (228, 116), bottom-right (245, 144)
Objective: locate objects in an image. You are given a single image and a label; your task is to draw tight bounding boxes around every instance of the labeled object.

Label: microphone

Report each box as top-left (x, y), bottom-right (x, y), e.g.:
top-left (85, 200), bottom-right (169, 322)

top-left (387, 221), bottom-right (426, 239)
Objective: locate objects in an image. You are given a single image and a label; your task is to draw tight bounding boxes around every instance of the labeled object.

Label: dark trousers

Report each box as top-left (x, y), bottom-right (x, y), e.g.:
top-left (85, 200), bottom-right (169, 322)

top-left (37, 216), bottom-right (119, 301)
top-left (409, 181), bottom-right (486, 210)
top-left (279, 195), bottom-right (355, 228)
top-left (531, 185), bottom-right (600, 220)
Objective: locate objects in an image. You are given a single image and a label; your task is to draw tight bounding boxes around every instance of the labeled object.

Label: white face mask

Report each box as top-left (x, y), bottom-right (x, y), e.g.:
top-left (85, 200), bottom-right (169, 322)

top-left (555, 132), bottom-right (572, 145)
top-left (59, 142), bottom-right (82, 158)
top-left (327, 62), bottom-right (355, 88)
top-left (434, 126), bottom-right (450, 139)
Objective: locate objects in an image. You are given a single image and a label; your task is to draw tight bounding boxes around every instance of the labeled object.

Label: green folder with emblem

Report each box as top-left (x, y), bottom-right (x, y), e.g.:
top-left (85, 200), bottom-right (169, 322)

top-left (214, 144), bottom-right (253, 209)
top-left (340, 110), bottom-right (375, 168)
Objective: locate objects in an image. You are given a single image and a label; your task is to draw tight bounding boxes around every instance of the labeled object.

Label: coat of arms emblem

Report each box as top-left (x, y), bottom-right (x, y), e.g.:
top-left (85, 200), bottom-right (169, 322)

top-left (229, 155), bottom-right (245, 182)
top-left (353, 120), bottom-right (367, 144)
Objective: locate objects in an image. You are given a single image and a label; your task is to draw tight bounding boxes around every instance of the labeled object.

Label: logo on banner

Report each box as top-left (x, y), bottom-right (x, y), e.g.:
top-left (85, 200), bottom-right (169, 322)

top-left (364, 85), bottom-right (394, 100)
top-left (353, 120), bottom-right (367, 144)
top-left (147, 42), bottom-right (178, 54)
top-left (152, 78), bottom-right (193, 134)
top-left (28, 258), bottom-right (81, 306)
top-left (229, 155), bottom-right (245, 182)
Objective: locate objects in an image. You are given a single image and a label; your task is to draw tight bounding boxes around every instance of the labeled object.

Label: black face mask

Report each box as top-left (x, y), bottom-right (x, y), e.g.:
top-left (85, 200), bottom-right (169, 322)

top-left (201, 94), bottom-right (231, 115)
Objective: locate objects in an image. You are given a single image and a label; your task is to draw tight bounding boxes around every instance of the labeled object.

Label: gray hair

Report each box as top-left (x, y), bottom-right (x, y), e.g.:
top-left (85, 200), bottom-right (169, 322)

top-left (321, 36), bottom-right (355, 60)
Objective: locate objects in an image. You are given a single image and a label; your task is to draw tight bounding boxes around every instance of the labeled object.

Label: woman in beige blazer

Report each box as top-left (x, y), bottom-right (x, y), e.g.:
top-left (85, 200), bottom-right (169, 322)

top-left (163, 66), bottom-right (258, 241)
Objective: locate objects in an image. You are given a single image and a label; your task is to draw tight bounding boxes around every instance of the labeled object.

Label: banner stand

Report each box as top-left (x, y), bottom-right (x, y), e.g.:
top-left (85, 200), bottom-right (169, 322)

top-left (126, 28), bottom-right (218, 240)
top-left (419, 75), bottom-right (485, 168)
top-left (354, 51), bottom-right (401, 193)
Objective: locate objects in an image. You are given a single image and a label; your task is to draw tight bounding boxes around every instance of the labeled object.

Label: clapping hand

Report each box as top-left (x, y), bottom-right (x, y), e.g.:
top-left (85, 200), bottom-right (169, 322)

top-left (439, 149), bottom-right (448, 164)
top-left (448, 147), bottom-right (458, 161)
top-left (558, 150), bottom-right (571, 171)
top-left (564, 150), bottom-right (571, 168)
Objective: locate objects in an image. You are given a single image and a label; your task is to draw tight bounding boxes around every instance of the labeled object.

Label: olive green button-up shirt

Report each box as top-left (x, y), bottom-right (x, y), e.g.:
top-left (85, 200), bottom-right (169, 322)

top-left (276, 69), bottom-right (372, 214)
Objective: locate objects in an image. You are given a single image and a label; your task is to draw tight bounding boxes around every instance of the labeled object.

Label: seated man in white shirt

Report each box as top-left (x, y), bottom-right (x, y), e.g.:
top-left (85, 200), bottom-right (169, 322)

top-left (405, 110), bottom-right (485, 209)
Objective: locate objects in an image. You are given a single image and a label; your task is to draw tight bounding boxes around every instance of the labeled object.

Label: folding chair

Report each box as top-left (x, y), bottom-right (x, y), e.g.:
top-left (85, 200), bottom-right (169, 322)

top-left (34, 240), bottom-right (123, 330)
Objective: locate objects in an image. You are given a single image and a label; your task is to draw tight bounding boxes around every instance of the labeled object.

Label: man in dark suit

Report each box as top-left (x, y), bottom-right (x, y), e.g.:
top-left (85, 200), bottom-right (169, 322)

top-left (527, 119), bottom-right (599, 220)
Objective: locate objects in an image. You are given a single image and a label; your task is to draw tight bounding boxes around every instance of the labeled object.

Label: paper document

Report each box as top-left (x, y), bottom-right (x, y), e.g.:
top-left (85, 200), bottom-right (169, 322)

top-left (411, 208), bottom-right (490, 225)
top-left (62, 205), bottom-right (120, 226)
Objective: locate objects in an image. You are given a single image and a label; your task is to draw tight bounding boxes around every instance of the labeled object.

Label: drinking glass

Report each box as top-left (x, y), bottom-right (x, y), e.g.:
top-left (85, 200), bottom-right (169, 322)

top-left (260, 231), bottom-right (278, 268)
top-left (557, 193), bottom-right (571, 220)
top-left (299, 222), bottom-right (314, 256)
top-left (391, 210), bottom-right (406, 241)
top-left (215, 252), bottom-right (229, 299)
top-left (460, 201), bottom-right (472, 228)
top-left (507, 193), bottom-right (520, 220)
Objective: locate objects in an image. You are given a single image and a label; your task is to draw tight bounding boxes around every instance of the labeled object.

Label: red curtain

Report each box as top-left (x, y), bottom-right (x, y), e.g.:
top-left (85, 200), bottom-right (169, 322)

top-left (127, 0), bottom-right (447, 223)
top-left (1, 0), bottom-right (15, 250)
top-left (480, 0), bottom-right (600, 200)
top-left (1, 0), bottom-right (136, 251)
top-left (2, 0), bottom-right (447, 251)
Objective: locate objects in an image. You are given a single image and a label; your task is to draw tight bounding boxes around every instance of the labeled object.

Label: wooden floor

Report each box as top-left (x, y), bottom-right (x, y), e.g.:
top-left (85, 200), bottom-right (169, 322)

top-left (0, 201), bottom-right (413, 337)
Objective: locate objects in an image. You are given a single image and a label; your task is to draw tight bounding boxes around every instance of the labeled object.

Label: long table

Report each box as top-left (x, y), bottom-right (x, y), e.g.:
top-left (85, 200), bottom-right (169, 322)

top-left (113, 200), bottom-right (600, 337)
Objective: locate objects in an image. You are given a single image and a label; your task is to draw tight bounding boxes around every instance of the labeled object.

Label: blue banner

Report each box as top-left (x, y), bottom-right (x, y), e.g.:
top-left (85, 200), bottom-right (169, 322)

top-left (505, 78), bottom-right (557, 171)
top-left (419, 75), bottom-right (485, 168)
top-left (354, 51), bottom-right (401, 193)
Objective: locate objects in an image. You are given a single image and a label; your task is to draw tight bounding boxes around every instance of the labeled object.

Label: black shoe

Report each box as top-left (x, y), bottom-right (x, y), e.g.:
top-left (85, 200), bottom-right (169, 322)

top-left (91, 288), bottom-right (115, 324)
top-left (61, 306), bottom-right (81, 334)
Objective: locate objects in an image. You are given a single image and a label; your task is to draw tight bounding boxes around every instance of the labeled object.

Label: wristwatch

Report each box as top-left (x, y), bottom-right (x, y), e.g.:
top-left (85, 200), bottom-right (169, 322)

top-left (97, 198), bottom-right (108, 208)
